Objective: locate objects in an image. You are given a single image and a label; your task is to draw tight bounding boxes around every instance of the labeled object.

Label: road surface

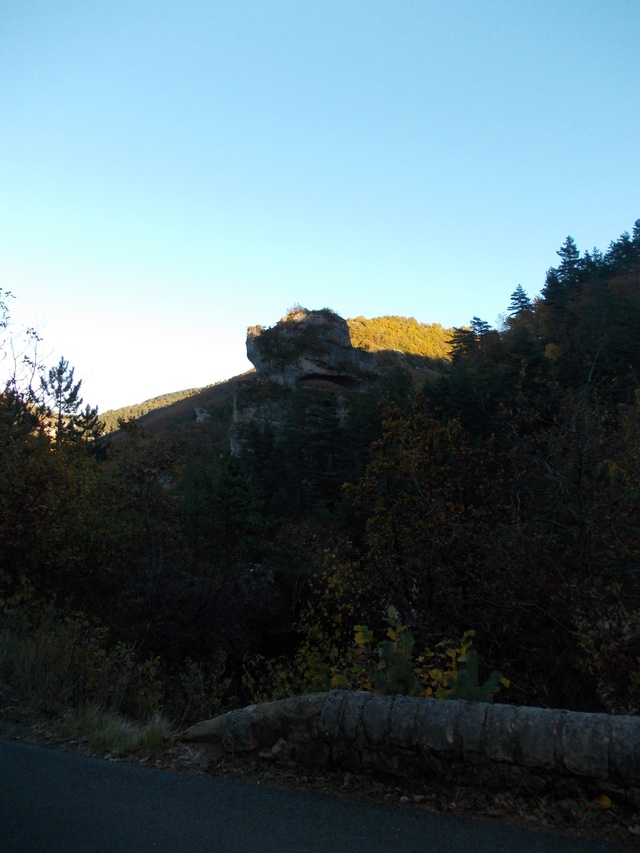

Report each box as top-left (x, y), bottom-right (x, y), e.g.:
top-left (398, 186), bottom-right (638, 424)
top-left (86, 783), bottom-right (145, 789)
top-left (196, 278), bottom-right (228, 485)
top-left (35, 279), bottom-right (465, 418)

top-left (0, 740), bottom-right (634, 852)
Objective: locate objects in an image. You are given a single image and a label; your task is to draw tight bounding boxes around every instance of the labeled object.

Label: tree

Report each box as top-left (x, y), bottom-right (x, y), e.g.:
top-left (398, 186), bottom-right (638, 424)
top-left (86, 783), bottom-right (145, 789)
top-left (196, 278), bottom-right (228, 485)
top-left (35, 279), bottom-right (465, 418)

top-left (0, 289), bottom-right (45, 408)
top-left (470, 316), bottom-right (492, 337)
top-left (508, 285), bottom-right (532, 317)
top-left (449, 327), bottom-right (476, 362)
top-left (40, 356), bottom-right (101, 443)
top-left (0, 289), bottom-right (11, 352)
top-left (351, 406), bottom-right (507, 622)
top-left (41, 357), bottom-right (82, 438)
top-left (556, 235), bottom-right (581, 286)
top-left (70, 403), bottom-right (104, 446)
top-left (541, 236), bottom-right (582, 319)
top-left (605, 229), bottom-right (639, 276)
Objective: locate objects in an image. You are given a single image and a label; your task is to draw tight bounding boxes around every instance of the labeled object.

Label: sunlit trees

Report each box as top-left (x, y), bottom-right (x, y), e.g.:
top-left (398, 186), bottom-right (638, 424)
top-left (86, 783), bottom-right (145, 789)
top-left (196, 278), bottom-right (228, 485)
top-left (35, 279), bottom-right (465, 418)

top-left (347, 315), bottom-right (453, 361)
top-left (39, 356), bottom-right (102, 444)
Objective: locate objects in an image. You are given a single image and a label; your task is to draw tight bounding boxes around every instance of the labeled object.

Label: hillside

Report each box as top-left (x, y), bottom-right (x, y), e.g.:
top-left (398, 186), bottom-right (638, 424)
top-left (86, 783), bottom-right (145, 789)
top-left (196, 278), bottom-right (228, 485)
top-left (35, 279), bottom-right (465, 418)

top-left (101, 386), bottom-right (216, 433)
top-left (347, 315), bottom-right (452, 360)
top-left (4, 221), bottom-right (640, 753)
top-left (101, 314), bottom-right (455, 434)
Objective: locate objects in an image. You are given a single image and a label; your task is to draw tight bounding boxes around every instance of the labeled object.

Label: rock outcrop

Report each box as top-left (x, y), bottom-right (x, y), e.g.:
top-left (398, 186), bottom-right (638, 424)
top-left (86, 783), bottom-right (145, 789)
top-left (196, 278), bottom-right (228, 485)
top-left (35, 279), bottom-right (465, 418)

top-left (194, 407), bottom-right (211, 423)
top-left (231, 308), bottom-right (382, 453)
top-left (246, 308), bottom-right (381, 388)
top-left (182, 691), bottom-right (640, 804)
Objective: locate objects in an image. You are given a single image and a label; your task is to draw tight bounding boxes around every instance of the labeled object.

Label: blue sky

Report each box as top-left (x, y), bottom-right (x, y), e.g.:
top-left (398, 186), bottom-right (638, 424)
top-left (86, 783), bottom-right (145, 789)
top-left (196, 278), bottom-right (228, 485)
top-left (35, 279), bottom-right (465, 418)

top-left (1, 1), bottom-right (638, 411)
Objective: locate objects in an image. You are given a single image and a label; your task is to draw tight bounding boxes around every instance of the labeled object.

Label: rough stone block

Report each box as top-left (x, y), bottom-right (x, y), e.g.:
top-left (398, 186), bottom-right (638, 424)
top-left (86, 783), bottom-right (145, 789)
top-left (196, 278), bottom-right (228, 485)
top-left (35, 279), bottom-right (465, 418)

top-left (318, 690), bottom-right (346, 742)
top-left (455, 701), bottom-right (488, 757)
top-left (294, 739), bottom-right (331, 767)
top-left (363, 748), bottom-right (399, 775)
top-left (361, 694), bottom-right (393, 747)
top-left (182, 715), bottom-right (224, 744)
top-left (609, 715), bottom-right (640, 785)
top-left (330, 739), bottom-right (357, 770)
top-left (251, 694), bottom-right (324, 746)
top-left (561, 710), bottom-right (610, 779)
top-left (342, 691), bottom-right (371, 744)
top-left (512, 706), bottom-right (561, 770)
top-left (222, 708), bottom-right (256, 752)
top-left (483, 703), bottom-right (517, 763)
top-left (389, 695), bottom-right (420, 750)
top-left (415, 698), bottom-right (459, 755)
top-left (183, 690), bottom-right (640, 791)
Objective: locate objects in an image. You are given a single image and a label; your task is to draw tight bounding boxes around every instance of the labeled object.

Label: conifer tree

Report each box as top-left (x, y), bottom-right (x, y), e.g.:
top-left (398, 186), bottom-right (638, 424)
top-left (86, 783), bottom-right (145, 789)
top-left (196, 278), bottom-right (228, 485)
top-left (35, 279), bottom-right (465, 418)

top-left (40, 356), bottom-right (83, 440)
top-left (39, 356), bottom-right (102, 443)
top-left (556, 235), bottom-right (581, 286)
top-left (449, 327), bottom-right (476, 362)
top-left (508, 285), bottom-right (532, 317)
top-left (470, 316), bottom-right (491, 336)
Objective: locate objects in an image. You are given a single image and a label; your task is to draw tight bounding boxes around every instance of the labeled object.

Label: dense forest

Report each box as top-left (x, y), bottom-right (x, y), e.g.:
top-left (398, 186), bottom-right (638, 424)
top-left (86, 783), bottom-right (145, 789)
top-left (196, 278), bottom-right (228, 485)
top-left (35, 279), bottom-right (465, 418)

top-left (1, 219), bottom-right (639, 737)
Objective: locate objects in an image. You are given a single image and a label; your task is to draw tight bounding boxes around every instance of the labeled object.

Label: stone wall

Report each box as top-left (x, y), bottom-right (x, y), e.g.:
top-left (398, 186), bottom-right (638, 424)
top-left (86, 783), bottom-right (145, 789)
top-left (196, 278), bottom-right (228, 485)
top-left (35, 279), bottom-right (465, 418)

top-left (182, 691), bottom-right (640, 804)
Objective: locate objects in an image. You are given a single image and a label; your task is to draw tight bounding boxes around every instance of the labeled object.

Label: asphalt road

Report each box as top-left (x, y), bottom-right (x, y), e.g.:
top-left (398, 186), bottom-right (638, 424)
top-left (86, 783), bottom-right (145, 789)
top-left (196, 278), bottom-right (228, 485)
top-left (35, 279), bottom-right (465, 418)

top-left (0, 740), bottom-right (635, 852)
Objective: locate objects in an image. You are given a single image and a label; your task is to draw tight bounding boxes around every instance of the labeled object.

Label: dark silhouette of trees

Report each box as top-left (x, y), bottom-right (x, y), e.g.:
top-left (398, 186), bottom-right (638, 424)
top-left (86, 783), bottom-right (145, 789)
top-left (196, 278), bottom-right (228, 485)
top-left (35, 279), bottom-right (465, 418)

top-left (3, 220), bottom-right (640, 715)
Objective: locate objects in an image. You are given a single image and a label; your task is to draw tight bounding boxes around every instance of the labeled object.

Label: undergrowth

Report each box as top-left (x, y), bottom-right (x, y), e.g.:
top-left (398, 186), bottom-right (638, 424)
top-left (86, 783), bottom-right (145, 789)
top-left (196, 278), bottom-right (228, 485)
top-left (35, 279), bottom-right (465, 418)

top-left (56, 705), bottom-right (175, 755)
top-left (243, 557), bottom-right (508, 703)
top-left (0, 599), bottom-right (233, 746)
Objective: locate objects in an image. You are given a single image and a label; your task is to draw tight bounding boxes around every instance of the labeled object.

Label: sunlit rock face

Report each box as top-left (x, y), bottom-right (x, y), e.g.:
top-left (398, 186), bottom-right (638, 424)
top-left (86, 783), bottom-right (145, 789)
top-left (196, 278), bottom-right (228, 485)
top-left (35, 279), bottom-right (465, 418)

top-left (231, 308), bottom-right (381, 455)
top-left (246, 308), bottom-right (381, 388)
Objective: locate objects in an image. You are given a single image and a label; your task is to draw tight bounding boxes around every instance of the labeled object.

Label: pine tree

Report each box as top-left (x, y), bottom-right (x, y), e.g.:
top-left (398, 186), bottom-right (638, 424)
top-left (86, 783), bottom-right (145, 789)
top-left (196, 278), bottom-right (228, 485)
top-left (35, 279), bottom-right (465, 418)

top-left (40, 357), bottom-right (83, 440)
top-left (556, 235), bottom-right (582, 286)
top-left (39, 357), bottom-right (101, 443)
top-left (470, 317), bottom-right (491, 336)
top-left (508, 285), bottom-right (532, 317)
top-left (449, 327), bottom-right (476, 362)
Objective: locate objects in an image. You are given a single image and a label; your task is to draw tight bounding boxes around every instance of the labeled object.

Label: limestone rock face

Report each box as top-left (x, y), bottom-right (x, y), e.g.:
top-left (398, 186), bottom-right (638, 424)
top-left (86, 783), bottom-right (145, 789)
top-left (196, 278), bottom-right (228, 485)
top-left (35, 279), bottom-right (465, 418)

top-left (246, 308), bottom-right (380, 387)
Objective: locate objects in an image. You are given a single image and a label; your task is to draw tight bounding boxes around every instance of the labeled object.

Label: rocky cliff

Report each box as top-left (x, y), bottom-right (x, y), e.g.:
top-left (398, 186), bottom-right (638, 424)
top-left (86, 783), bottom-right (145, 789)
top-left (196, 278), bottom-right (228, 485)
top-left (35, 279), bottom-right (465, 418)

top-left (246, 308), bottom-right (381, 388)
top-left (232, 308), bottom-right (383, 452)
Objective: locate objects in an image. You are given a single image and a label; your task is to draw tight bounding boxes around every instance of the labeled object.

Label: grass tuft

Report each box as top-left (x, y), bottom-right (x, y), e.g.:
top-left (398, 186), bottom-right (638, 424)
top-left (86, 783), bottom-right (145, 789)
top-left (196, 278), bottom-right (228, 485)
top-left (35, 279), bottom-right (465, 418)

top-left (58, 705), bottom-right (175, 755)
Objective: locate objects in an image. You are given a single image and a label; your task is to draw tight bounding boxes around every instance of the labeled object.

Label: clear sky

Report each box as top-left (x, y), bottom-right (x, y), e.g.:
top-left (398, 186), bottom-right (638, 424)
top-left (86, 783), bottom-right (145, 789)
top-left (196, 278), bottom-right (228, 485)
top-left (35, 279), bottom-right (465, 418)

top-left (1, 1), bottom-right (638, 412)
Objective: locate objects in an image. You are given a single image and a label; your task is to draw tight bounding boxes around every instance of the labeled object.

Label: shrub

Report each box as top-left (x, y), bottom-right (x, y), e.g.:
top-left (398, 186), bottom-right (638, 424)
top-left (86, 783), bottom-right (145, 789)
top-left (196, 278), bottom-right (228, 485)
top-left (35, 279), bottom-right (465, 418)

top-left (0, 602), bottom-right (163, 719)
top-left (242, 562), bottom-right (509, 704)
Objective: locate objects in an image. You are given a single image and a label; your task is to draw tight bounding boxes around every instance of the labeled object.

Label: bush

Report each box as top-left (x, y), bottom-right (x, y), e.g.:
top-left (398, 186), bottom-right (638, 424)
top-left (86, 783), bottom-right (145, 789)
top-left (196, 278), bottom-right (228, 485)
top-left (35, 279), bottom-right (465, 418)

top-left (242, 559), bottom-right (509, 703)
top-left (0, 602), bottom-right (163, 719)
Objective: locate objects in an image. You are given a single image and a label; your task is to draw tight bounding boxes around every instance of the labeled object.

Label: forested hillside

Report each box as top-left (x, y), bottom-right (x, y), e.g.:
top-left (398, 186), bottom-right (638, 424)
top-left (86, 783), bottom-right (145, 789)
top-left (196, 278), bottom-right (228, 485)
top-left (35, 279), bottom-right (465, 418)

top-left (101, 315), bottom-right (453, 433)
top-left (347, 314), bottom-right (452, 360)
top-left (101, 387), bottom-right (207, 433)
top-left (1, 220), bottom-right (639, 735)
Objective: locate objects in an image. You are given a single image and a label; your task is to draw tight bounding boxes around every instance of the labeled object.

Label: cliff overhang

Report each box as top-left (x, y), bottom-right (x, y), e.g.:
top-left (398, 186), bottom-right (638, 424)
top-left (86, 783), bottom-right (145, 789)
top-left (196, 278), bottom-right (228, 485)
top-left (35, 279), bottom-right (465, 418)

top-left (246, 308), bottom-right (381, 388)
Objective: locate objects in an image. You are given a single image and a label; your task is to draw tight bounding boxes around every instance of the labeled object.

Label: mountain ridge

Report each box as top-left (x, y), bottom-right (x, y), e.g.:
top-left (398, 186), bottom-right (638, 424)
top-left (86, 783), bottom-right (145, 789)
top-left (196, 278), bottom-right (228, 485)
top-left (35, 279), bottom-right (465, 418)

top-left (101, 313), bottom-right (454, 433)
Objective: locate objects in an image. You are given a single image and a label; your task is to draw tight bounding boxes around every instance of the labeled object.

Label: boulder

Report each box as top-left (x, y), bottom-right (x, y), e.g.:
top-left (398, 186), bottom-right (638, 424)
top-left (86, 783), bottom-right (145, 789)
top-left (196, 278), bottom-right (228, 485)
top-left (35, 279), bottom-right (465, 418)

top-left (246, 308), bottom-right (380, 387)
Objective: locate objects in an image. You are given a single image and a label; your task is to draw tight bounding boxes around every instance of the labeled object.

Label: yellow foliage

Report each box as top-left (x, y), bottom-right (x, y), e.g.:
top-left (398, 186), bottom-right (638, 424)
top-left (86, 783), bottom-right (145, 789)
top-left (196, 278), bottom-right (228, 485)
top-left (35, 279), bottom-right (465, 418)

top-left (242, 569), bottom-right (491, 703)
top-left (347, 316), bottom-right (453, 360)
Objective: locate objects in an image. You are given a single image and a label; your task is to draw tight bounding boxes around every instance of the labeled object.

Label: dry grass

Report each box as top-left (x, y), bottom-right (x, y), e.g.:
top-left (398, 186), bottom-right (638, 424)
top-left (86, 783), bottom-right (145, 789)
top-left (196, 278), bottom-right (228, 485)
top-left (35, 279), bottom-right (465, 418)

top-left (56, 705), bottom-right (175, 755)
